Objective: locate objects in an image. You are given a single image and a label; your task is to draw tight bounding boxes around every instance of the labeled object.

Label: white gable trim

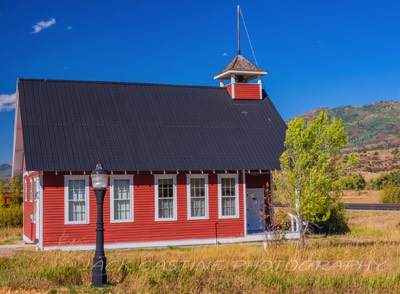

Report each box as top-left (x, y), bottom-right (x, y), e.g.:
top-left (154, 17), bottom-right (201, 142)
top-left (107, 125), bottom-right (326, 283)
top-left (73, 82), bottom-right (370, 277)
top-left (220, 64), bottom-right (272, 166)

top-left (12, 81), bottom-right (24, 177)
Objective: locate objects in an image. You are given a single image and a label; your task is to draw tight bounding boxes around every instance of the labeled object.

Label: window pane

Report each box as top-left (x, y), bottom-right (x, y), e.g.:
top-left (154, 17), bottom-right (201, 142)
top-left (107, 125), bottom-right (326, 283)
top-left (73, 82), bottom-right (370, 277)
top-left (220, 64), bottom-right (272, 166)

top-left (222, 196), bottom-right (236, 216)
top-left (159, 198), bottom-right (173, 218)
top-left (158, 178), bottom-right (174, 219)
top-left (68, 180), bottom-right (86, 222)
top-left (221, 177), bottom-right (236, 216)
top-left (190, 178), bottom-right (206, 218)
top-left (114, 179), bottom-right (131, 221)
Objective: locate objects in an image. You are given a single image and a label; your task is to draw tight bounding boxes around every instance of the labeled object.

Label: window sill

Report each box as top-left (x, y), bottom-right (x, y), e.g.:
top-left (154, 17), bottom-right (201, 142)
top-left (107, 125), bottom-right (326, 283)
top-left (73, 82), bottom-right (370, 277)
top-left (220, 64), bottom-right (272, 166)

top-left (188, 217), bottom-right (209, 221)
top-left (155, 218), bottom-right (177, 222)
top-left (218, 215), bottom-right (240, 219)
top-left (110, 219), bottom-right (134, 224)
top-left (64, 221), bottom-right (90, 225)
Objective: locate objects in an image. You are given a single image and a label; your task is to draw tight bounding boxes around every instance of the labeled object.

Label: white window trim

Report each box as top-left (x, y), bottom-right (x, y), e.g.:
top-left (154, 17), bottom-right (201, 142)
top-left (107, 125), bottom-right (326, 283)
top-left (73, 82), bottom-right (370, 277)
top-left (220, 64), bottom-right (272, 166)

top-left (29, 178), bottom-right (33, 202)
top-left (64, 175), bottom-right (90, 225)
top-left (24, 179), bottom-right (27, 201)
top-left (186, 174), bottom-right (209, 220)
top-left (154, 174), bottom-right (177, 221)
top-left (218, 174), bottom-right (240, 219)
top-left (110, 175), bottom-right (134, 223)
top-left (34, 177), bottom-right (40, 199)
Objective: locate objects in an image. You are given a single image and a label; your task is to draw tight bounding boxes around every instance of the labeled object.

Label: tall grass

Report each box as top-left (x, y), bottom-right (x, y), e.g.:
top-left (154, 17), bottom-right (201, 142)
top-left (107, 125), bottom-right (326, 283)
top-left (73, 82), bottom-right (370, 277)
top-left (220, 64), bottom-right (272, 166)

top-left (380, 186), bottom-right (400, 204)
top-left (0, 227), bottom-right (22, 245)
top-left (0, 211), bottom-right (399, 293)
top-left (0, 204), bottom-right (23, 227)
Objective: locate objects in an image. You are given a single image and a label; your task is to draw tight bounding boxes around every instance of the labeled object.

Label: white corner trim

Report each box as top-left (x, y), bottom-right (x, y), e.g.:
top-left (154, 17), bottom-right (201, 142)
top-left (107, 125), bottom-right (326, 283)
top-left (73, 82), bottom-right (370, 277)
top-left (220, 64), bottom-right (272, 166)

top-left (186, 174), bottom-right (209, 220)
top-left (23, 234), bottom-right (34, 244)
top-left (34, 176), bottom-right (40, 239)
top-left (242, 170), bottom-right (247, 236)
top-left (154, 174), bottom-right (177, 221)
top-left (39, 172), bottom-right (44, 250)
top-left (110, 175), bottom-right (134, 223)
top-left (217, 174), bottom-right (240, 219)
top-left (64, 175), bottom-right (90, 225)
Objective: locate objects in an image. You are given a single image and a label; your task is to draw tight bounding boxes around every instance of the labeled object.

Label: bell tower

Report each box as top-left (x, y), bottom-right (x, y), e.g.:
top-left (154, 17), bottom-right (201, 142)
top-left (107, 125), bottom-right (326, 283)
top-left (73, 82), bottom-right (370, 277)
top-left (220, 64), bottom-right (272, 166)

top-left (214, 5), bottom-right (267, 100)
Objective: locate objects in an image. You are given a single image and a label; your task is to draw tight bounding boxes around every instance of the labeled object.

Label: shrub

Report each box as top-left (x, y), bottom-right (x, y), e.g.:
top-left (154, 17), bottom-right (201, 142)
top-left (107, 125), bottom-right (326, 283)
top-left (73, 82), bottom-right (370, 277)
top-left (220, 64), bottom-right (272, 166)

top-left (375, 170), bottom-right (400, 189)
top-left (380, 187), bottom-right (400, 204)
top-left (313, 202), bottom-right (349, 234)
top-left (0, 204), bottom-right (23, 227)
top-left (340, 173), bottom-right (366, 190)
top-left (272, 208), bottom-right (291, 232)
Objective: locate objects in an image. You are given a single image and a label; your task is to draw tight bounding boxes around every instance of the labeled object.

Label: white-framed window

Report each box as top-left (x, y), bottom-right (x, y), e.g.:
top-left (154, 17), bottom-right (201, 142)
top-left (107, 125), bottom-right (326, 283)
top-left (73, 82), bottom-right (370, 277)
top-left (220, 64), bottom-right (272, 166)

top-left (218, 174), bottom-right (239, 218)
top-left (187, 174), bottom-right (208, 220)
top-left (64, 176), bottom-right (90, 224)
top-left (34, 177), bottom-right (39, 199)
top-left (24, 179), bottom-right (27, 201)
top-left (29, 178), bottom-right (33, 202)
top-left (154, 174), bottom-right (177, 221)
top-left (33, 177), bottom-right (39, 221)
top-left (110, 175), bottom-right (134, 223)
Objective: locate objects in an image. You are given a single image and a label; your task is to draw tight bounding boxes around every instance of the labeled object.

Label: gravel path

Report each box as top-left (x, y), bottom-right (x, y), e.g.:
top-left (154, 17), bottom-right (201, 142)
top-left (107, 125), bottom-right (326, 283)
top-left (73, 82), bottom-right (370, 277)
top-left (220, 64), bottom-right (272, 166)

top-left (0, 241), bottom-right (38, 257)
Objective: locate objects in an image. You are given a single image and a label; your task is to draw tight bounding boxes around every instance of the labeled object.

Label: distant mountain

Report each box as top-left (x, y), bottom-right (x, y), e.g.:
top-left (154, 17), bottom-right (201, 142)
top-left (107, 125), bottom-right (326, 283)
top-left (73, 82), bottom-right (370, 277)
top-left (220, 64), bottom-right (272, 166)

top-left (0, 162), bottom-right (12, 180)
top-left (298, 101), bottom-right (400, 152)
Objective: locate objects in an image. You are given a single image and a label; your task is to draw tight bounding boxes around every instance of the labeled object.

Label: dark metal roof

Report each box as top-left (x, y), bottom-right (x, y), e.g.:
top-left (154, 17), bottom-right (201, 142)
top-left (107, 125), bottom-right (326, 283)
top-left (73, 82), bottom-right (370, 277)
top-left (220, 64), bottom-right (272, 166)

top-left (18, 78), bottom-right (286, 172)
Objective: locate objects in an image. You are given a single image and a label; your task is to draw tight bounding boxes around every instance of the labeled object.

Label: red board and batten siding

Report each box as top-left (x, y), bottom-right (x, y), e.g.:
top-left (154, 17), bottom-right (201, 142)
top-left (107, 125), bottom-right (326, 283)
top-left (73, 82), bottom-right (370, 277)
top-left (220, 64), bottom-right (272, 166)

top-left (23, 171), bottom-right (39, 242)
top-left (225, 84), bottom-right (261, 100)
top-left (42, 172), bottom-right (244, 247)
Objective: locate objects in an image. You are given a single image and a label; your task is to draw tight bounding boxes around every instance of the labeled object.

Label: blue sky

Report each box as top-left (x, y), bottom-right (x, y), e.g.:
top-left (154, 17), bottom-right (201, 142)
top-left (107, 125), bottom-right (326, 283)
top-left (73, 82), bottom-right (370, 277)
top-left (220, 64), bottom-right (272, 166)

top-left (1, 0), bottom-right (400, 164)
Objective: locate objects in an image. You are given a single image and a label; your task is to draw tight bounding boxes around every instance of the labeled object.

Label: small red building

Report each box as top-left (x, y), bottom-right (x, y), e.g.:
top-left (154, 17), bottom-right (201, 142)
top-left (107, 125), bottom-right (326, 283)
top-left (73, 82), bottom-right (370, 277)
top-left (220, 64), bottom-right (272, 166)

top-left (12, 55), bottom-right (288, 250)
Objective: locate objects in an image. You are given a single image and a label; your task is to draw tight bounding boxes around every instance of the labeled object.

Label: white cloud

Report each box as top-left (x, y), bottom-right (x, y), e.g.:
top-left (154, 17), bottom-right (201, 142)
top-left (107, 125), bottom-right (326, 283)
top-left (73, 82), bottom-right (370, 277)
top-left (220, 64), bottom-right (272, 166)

top-left (32, 18), bottom-right (56, 34)
top-left (222, 52), bottom-right (228, 57)
top-left (0, 93), bottom-right (16, 112)
top-left (67, 26), bottom-right (73, 30)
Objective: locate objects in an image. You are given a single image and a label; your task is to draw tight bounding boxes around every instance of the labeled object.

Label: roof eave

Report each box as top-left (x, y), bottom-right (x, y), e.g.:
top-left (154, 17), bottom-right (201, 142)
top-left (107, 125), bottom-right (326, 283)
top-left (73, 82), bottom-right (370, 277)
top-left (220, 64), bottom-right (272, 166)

top-left (214, 70), bottom-right (268, 80)
top-left (12, 81), bottom-right (24, 177)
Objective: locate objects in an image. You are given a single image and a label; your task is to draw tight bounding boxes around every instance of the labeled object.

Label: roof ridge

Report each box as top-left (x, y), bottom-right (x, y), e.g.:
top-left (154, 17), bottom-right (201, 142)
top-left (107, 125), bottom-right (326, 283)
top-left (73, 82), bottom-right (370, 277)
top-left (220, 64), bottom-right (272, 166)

top-left (17, 78), bottom-right (222, 90)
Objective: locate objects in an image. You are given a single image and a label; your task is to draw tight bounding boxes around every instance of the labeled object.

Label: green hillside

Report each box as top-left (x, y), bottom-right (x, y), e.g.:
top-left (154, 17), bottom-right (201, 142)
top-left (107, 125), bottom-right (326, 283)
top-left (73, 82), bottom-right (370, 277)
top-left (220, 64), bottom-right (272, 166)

top-left (299, 101), bottom-right (400, 152)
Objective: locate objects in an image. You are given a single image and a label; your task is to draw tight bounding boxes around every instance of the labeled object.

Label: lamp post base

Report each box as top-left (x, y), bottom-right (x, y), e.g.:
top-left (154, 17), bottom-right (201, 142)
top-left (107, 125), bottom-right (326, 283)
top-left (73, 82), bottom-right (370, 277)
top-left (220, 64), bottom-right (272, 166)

top-left (92, 255), bottom-right (107, 288)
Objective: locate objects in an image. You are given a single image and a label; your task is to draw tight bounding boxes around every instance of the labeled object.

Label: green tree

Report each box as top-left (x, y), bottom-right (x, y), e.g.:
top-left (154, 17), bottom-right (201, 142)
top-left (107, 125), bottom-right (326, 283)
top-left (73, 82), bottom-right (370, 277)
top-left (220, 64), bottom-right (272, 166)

top-left (340, 173), bottom-right (366, 190)
top-left (375, 170), bottom-right (400, 190)
top-left (0, 179), bottom-right (5, 206)
top-left (273, 111), bottom-right (356, 250)
top-left (7, 177), bottom-right (22, 205)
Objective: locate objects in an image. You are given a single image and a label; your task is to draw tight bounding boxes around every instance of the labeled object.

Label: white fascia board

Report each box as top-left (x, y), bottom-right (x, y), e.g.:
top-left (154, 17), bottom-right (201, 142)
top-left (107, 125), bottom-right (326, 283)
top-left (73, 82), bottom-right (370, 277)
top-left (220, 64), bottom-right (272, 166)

top-left (12, 81), bottom-right (24, 177)
top-left (214, 70), bottom-right (267, 80)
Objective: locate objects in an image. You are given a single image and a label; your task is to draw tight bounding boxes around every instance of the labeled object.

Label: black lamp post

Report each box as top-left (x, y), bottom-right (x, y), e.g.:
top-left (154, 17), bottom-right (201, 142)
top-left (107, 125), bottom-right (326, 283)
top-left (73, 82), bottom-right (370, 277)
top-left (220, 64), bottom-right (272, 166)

top-left (91, 161), bottom-right (109, 288)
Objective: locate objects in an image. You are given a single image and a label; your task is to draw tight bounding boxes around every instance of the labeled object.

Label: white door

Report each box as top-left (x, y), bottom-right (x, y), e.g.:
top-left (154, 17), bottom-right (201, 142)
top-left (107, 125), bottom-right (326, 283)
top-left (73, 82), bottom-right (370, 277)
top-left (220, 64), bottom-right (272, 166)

top-left (246, 188), bottom-right (265, 233)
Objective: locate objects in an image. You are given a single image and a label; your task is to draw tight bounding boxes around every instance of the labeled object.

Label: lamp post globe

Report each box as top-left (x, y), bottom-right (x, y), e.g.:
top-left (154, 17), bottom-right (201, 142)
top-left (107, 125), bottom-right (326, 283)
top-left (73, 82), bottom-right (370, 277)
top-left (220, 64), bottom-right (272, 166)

top-left (91, 161), bottom-right (109, 288)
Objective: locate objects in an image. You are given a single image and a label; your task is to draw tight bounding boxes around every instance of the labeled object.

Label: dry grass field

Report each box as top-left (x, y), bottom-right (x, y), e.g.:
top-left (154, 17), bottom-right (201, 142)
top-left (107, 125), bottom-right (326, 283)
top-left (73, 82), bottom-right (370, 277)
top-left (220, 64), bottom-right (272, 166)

top-left (341, 190), bottom-right (381, 204)
top-left (0, 227), bottom-right (22, 245)
top-left (0, 209), bottom-right (399, 293)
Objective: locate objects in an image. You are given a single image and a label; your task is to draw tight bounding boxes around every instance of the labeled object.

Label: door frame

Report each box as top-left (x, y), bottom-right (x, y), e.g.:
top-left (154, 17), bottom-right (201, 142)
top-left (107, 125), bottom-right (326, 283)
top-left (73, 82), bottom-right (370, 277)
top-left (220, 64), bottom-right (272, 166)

top-left (246, 188), bottom-right (265, 234)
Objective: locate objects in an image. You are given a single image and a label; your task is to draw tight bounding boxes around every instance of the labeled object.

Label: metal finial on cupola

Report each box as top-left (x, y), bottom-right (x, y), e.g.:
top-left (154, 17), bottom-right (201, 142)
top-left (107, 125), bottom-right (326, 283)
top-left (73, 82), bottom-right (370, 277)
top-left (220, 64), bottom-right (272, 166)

top-left (214, 5), bottom-right (267, 100)
top-left (237, 4), bottom-right (241, 56)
